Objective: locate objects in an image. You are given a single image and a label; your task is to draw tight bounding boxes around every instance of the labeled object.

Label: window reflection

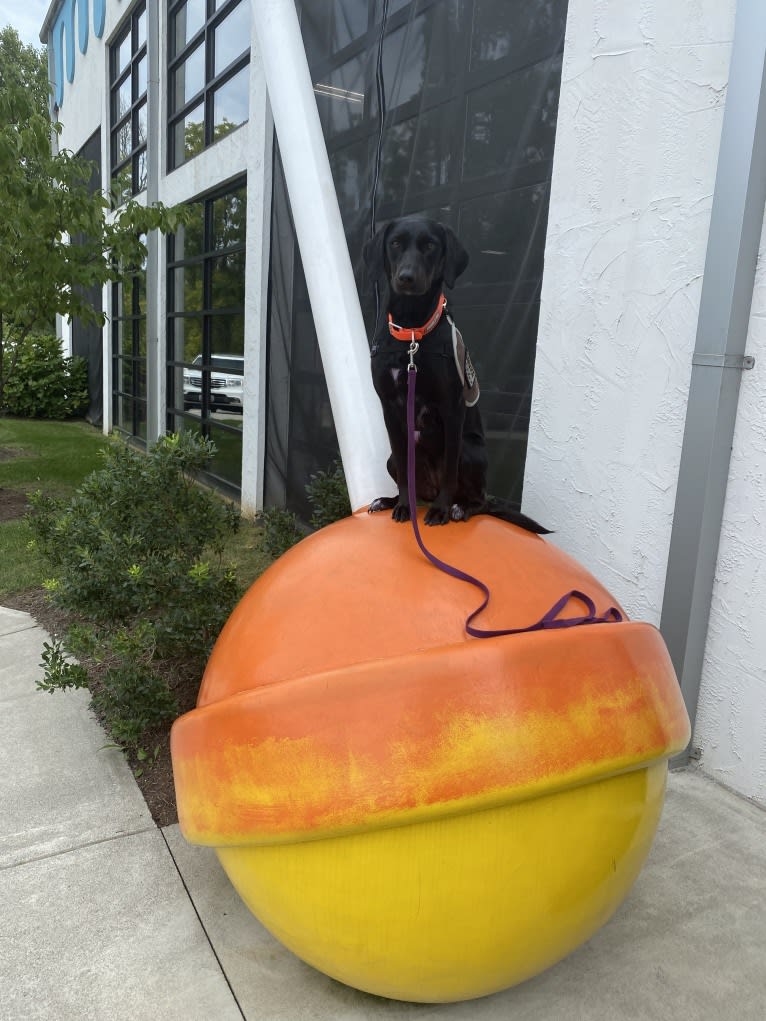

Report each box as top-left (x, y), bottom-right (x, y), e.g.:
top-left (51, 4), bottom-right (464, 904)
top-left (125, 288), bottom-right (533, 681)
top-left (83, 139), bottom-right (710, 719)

top-left (470, 0), bottom-right (566, 70)
top-left (110, 2), bottom-right (147, 200)
top-left (213, 67), bottom-right (250, 138)
top-left (314, 56), bottom-right (366, 136)
top-left (169, 0), bottom-right (251, 168)
top-left (214, 0), bottom-right (250, 75)
top-left (464, 59), bottom-right (561, 181)
top-left (173, 0), bottom-right (206, 56)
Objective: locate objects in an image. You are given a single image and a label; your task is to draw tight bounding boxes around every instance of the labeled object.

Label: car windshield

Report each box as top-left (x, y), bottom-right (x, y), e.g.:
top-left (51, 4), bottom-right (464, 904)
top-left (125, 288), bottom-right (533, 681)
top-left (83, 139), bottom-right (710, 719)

top-left (190, 356), bottom-right (243, 374)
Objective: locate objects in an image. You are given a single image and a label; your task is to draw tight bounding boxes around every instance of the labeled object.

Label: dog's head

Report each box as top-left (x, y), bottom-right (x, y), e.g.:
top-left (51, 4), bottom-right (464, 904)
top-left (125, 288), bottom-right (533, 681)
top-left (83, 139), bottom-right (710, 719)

top-left (363, 217), bottom-right (469, 296)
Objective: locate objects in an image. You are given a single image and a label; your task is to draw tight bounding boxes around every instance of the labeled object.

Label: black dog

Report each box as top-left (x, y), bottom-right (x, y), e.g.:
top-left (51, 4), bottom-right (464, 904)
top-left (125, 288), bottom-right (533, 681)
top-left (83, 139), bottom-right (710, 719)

top-left (364, 216), bottom-right (548, 532)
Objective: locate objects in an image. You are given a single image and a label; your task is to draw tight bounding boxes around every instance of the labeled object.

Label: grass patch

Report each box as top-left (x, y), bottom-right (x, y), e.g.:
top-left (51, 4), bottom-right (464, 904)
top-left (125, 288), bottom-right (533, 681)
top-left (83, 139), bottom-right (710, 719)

top-left (0, 418), bottom-right (109, 599)
top-left (0, 417), bottom-right (107, 494)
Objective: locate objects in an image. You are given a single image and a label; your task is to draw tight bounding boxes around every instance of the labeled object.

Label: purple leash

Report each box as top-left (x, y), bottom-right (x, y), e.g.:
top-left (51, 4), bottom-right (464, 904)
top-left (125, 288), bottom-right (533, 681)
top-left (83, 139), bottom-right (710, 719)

top-left (404, 347), bottom-right (623, 638)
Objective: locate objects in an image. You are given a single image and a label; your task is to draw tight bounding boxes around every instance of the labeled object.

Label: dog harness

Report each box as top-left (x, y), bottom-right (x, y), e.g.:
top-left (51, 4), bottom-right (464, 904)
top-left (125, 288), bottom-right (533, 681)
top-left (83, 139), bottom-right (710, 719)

top-left (387, 294), bottom-right (480, 407)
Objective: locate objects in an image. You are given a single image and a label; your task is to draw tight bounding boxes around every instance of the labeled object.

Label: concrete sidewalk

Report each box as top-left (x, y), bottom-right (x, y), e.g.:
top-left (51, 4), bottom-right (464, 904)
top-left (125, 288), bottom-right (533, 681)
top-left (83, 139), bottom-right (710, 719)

top-left (1, 606), bottom-right (764, 1020)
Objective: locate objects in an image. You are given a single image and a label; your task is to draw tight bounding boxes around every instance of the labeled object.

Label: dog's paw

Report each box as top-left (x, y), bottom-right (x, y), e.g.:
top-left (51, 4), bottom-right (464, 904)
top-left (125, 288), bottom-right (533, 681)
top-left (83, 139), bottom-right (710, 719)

top-left (368, 496), bottom-right (397, 514)
top-left (425, 503), bottom-right (451, 525)
top-left (392, 503), bottom-right (411, 523)
top-left (450, 504), bottom-right (466, 522)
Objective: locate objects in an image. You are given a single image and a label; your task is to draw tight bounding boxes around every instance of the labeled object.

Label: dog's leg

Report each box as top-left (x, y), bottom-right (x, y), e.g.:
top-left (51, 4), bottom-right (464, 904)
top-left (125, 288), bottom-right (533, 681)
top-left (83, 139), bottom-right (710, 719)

top-left (425, 400), bottom-right (464, 525)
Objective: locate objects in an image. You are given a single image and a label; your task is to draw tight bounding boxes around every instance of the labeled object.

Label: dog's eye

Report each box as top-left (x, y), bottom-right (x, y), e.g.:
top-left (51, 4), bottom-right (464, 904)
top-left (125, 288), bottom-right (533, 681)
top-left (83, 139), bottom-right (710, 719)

top-left (424, 242), bottom-right (436, 252)
top-left (390, 239), bottom-right (401, 249)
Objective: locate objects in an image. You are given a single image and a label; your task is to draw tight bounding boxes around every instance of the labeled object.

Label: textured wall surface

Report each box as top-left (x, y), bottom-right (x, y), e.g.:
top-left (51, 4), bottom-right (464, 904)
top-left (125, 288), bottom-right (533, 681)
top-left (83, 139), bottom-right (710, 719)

top-left (694, 213), bottom-right (766, 803)
top-left (524, 0), bottom-right (737, 625)
top-left (525, 0), bottom-right (766, 805)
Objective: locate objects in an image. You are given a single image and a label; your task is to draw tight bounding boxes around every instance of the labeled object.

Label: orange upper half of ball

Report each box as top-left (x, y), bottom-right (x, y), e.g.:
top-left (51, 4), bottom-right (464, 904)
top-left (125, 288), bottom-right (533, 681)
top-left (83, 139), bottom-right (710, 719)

top-left (197, 511), bottom-right (625, 706)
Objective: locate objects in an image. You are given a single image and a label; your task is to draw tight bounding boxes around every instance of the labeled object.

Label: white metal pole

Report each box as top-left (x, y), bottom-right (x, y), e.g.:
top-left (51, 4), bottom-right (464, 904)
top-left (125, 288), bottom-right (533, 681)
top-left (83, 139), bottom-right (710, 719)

top-left (250, 0), bottom-right (392, 511)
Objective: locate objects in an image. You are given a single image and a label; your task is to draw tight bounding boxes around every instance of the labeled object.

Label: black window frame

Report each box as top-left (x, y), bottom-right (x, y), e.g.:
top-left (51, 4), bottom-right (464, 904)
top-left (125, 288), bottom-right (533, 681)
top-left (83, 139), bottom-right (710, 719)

top-left (167, 0), bottom-right (251, 171)
top-left (109, 1), bottom-right (148, 198)
top-left (112, 249), bottom-right (148, 445)
top-left (166, 178), bottom-right (248, 492)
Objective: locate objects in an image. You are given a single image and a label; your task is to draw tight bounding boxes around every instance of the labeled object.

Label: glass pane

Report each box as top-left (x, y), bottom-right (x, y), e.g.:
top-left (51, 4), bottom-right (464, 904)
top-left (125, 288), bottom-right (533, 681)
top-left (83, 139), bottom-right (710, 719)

top-left (213, 0), bottom-right (250, 75)
top-left (171, 204), bottom-right (205, 261)
top-left (210, 313), bottom-right (245, 355)
top-left (112, 76), bottom-right (131, 120)
top-left (331, 0), bottom-right (367, 52)
top-left (313, 55), bottom-right (365, 136)
top-left (378, 102), bottom-right (454, 205)
top-left (170, 264), bottom-right (204, 313)
top-left (329, 139), bottom-right (369, 222)
top-left (169, 316), bottom-right (204, 363)
top-left (208, 424), bottom-right (242, 486)
top-left (470, 0), bottom-right (567, 70)
top-left (113, 121), bottom-right (132, 163)
top-left (172, 102), bottom-right (205, 166)
top-left (382, 15), bottom-right (427, 108)
top-left (458, 184), bottom-right (549, 287)
top-left (173, 43), bottom-right (205, 110)
top-left (210, 250), bottom-right (246, 310)
top-left (211, 187), bottom-right (247, 250)
top-left (137, 318), bottom-right (147, 358)
top-left (134, 149), bottom-right (147, 193)
top-left (120, 357), bottom-right (134, 394)
top-left (115, 31), bottom-right (131, 77)
top-left (135, 54), bottom-right (147, 98)
top-left (136, 6), bottom-right (147, 48)
top-left (212, 67), bottom-right (249, 139)
top-left (135, 101), bottom-right (148, 145)
top-left (112, 316), bottom-right (126, 356)
top-left (173, 0), bottom-right (207, 56)
top-left (464, 60), bottom-right (562, 182)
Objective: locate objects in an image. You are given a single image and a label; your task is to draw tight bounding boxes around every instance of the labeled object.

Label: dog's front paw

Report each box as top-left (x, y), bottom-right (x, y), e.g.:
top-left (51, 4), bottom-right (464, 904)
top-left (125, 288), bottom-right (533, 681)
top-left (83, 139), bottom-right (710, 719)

top-left (450, 504), bottom-right (466, 522)
top-left (425, 502), bottom-right (451, 525)
top-left (368, 496), bottom-right (397, 514)
top-left (392, 502), bottom-right (411, 523)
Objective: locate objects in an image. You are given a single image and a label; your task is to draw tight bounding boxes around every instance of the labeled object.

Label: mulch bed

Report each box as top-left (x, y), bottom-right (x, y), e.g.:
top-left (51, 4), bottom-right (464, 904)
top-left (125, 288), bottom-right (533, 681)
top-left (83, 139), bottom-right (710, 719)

top-left (0, 487), bottom-right (30, 521)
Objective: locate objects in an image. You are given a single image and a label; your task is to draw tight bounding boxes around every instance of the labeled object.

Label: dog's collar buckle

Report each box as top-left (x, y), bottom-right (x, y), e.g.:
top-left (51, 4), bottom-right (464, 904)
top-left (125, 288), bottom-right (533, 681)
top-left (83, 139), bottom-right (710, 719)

top-left (388, 294), bottom-right (446, 342)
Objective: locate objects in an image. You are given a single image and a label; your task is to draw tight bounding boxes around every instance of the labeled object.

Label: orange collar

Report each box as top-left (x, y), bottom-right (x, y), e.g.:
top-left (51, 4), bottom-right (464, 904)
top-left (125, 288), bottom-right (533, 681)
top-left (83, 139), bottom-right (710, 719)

top-left (387, 294), bottom-right (447, 342)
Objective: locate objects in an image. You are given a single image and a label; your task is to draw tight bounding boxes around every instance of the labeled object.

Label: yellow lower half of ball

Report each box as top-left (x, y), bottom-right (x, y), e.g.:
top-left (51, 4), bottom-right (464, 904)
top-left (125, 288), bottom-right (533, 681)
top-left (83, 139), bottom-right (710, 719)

top-left (216, 763), bottom-right (667, 1003)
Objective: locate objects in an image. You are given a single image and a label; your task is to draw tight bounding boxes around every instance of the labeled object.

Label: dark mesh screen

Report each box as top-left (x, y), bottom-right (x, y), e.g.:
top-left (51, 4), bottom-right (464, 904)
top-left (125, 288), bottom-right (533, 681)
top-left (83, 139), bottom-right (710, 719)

top-left (266, 0), bottom-right (568, 520)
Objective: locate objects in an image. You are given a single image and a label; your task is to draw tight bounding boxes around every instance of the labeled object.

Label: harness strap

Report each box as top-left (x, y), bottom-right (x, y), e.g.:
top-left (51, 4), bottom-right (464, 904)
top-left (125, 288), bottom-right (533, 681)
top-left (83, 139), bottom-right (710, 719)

top-left (405, 362), bottom-right (623, 637)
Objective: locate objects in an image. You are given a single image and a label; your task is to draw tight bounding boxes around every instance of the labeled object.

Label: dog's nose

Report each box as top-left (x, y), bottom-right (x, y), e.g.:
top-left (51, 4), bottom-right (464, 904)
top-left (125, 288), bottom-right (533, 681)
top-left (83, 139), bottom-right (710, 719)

top-left (397, 270), bottom-right (415, 285)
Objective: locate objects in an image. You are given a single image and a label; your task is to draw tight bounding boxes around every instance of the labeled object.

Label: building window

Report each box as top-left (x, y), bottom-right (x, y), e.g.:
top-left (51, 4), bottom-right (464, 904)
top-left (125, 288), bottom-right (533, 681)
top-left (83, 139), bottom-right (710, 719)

top-left (112, 247), bottom-right (148, 444)
top-left (168, 0), bottom-right (251, 170)
top-left (166, 181), bottom-right (247, 490)
top-left (110, 2), bottom-right (148, 201)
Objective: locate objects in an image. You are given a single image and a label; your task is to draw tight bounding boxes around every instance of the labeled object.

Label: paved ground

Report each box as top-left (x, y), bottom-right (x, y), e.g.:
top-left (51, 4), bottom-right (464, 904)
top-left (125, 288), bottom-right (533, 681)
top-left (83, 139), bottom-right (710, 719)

top-left (1, 606), bottom-right (764, 1020)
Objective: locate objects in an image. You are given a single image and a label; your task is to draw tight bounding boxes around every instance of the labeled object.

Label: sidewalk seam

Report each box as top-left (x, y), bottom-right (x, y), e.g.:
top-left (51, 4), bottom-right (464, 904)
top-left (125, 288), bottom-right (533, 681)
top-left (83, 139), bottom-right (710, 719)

top-left (0, 824), bottom-right (158, 872)
top-left (161, 828), bottom-right (247, 1021)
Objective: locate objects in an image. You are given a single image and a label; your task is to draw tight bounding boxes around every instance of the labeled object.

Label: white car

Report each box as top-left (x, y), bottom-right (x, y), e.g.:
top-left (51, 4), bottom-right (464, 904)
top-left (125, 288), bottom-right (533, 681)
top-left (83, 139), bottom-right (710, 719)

top-left (183, 354), bottom-right (244, 413)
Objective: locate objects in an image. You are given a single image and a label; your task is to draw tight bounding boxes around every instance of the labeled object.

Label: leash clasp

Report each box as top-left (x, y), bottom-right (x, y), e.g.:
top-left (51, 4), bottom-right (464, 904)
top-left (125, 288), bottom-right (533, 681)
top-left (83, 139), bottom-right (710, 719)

top-left (408, 339), bottom-right (419, 371)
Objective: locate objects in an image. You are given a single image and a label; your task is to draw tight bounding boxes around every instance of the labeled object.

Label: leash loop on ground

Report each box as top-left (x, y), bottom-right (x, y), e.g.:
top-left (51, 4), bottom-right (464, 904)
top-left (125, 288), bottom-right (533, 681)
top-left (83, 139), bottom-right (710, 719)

top-left (405, 364), bottom-right (623, 638)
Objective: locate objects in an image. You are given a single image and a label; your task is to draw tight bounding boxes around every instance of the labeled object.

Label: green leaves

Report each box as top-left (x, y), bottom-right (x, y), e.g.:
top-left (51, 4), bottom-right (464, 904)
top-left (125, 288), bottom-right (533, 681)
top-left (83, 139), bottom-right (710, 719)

top-left (0, 26), bottom-right (190, 401)
top-left (28, 431), bottom-right (242, 752)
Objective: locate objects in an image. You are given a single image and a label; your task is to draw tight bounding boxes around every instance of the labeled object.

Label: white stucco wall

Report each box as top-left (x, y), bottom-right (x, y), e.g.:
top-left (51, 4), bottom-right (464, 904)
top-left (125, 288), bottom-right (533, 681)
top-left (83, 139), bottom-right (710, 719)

top-left (525, 0), bottom-right (766, 806)
top-left (693, 212), bottom-right (766, 803)
top-left (524, 0), bottom-right (737, 625)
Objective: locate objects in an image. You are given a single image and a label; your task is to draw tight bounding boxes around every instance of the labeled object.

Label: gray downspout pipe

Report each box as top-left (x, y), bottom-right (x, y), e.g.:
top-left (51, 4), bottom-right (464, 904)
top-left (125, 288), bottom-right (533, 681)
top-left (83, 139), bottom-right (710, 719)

top-left (660, 0), bottom-right (766, 764)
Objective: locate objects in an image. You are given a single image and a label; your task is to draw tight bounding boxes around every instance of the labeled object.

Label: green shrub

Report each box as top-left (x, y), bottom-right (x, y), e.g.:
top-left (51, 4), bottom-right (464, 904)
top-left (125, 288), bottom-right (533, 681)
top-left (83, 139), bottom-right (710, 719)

top-left (28, 431), bottom-right (241, 751)
top-left (305, 459), bottom-right (351, 529)
top-left (2, 333), bottom-right (89, 419)
top-left (259, 505), bottom-right (305, 559)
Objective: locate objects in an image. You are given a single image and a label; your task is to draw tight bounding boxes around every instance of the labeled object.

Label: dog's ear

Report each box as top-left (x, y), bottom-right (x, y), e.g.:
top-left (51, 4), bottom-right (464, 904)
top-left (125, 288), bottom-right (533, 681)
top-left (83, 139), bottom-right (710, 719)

top-left (442, 226), bottom-right (469, 288)
top-left (363, 222), bottom-right (391, 287)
